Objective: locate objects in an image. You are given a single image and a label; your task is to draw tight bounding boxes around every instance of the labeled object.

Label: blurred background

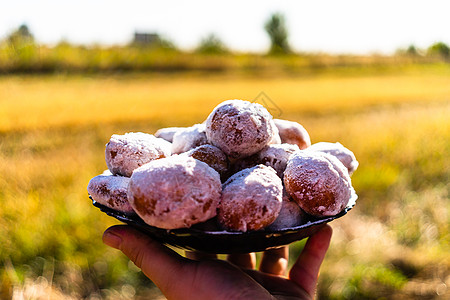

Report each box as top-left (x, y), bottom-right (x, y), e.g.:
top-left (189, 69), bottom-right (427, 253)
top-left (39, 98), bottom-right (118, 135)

top-left (0, 1), bottom-right (449, 299)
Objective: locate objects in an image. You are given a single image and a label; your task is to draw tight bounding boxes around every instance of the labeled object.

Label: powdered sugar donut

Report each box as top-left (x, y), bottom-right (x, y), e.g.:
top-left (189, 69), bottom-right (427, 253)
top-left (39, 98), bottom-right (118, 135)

top-left (307, 142), bottom-right (359, 175)
top-left (257, 143), bottom-right (300, 178)
top-left (183, 144), bottom-right (229, 179)
top-left (273, 119), bottom-right (311, 150)
top-left (128, 155), bottom-right (221, 229)
top-left (284, 151), bottom-right (352, 217)
top-left (154, 127), bottom-right (185, 143)
top-left (266, 197), bottom-right (306, 231)
top-left (218, 165), bottom-right (283, 232)
top-left (171, 124), bottom-right (209, 154)
top-left (105, 132), bottom-right (171, 177)
top-left (205, 100), bottom-right (276, 159)
top-left (87, 173), bottom-right (134, 214)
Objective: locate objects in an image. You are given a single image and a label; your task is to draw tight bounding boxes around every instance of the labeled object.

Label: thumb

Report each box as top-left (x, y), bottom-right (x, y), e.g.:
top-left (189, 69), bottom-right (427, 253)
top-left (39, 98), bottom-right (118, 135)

top-left (103, 225), bottom-right (188, 295)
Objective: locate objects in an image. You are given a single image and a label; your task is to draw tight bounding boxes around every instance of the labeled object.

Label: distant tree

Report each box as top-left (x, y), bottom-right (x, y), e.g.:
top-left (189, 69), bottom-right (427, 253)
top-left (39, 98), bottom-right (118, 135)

top-left (406, 45), bottom-right (418, 56)
top-left (427, 42), bottom-right (449, 59)
top-left (5, 24), bottom-right (37, 63)
top-left (195, 34), bottom-right (228, 54)
top-left (159, 37), bottom-right (178, 51)
top-left (264, 13), bottom-right (291, 55)
top-left (7, 24), bottom-right (35, 48)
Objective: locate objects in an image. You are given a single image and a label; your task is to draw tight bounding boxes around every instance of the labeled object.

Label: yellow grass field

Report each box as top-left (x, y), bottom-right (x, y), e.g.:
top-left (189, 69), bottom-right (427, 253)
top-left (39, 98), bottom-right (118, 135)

top-left (1, 71), bottom-right (450, 132)
top-left (0, 70), bottom-right (449, 299)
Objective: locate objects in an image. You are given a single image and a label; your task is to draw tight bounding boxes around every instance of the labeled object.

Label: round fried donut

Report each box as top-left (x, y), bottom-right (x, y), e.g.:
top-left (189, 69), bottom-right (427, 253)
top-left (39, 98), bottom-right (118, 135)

top-left (307, 142), bottom-right (359, 175)
top-left (87, 173), bottom-right (134, 214)
top-left (183, 144), bottom-right (229, 180)
top-left (218, 165), bottom-right (283, 232)
top-left (105, 132), bottom-right (171, 177)
top-left (273, 119), bottom-right (311, 150)
top-left (128, 155), bottom-right (221, 229)
top-left (284, 151), bottom-right (352, 217)
top-left (205, 100), bottom-right (276, 159)
top-left (257, 143), bottom-right (300, 178)
top-left (266, 196), bottom-right (306, 231)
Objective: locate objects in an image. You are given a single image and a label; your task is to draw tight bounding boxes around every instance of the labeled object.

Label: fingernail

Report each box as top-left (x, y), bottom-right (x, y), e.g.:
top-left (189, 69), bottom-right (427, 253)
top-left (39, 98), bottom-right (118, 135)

top-left (103, 230), bottom-right (122, 249)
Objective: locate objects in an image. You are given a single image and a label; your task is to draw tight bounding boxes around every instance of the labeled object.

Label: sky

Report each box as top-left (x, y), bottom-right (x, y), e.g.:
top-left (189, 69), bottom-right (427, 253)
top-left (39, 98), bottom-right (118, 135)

top-left (1, 0), bottom-right (450, 54)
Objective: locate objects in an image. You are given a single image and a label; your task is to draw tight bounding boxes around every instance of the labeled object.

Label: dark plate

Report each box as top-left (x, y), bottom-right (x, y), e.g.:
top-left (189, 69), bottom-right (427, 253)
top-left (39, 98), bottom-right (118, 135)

top-left (92, 190), bottom-right (357, 254)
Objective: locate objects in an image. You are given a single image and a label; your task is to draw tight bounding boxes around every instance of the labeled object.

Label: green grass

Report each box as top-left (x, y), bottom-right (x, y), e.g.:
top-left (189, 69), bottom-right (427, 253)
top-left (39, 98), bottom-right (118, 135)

top-left (0, 69), bottom-right (449, 299)
top-left (1, 40), bottom-right (449, 75)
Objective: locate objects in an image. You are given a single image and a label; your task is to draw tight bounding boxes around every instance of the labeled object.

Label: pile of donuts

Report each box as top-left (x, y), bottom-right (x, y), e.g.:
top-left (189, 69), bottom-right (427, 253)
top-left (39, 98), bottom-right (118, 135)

top-left (88, 100), bottom-right (358, 232)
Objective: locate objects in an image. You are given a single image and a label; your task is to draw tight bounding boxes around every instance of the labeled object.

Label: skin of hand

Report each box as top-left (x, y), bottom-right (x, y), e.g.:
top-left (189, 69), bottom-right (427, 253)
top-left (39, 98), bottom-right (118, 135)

top-left (103, 224), bottom-right (332, 300)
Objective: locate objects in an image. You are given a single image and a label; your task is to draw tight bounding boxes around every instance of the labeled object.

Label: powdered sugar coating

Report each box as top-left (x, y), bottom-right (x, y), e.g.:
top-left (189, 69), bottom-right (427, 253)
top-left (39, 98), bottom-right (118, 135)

top-left (218, 165), bottom-right (283, 232)
top-left (105, 132), bottom-right (172, 177)
top-left (171, 124), bottom-right (209, 154)
top-left (307, 142), bottom-right (359, 175)
top-left (273, 119), bottom-right (311, 150)
top-left (205, 100), bottom-right (276, 159)
top-left (101, 169), bottom-right (113, 176)
top-left (154, 127), bottom-right (185, 143)
top-left (257, 143), bottom-right (300, 178)
top-left (183, 144), bottom-right (229, 179)
top-left (87, 173), bottom-right (134, 214)
top-left (128, 155), bottom-right (221, 229)
top-left (284, 151), bottom-right (352, 217)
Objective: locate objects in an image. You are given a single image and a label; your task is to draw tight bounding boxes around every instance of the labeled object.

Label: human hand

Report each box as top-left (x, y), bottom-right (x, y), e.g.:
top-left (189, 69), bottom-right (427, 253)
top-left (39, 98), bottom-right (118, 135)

top-left (103, 224), bottom-right (332, 300)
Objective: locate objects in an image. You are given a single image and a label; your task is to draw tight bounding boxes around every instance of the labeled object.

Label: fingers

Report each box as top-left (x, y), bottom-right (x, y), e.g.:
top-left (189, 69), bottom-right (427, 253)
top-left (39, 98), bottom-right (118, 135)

top-left (259, 246), bottom-right (289, 276)
top-left (226, 253), bottom-right (256, 269)
top-left (289, 224), bottom-right (332, 298)
top-left (103, 225), bottom-right (191, 297)
top-left (185, 251), bottom-right (217, 261)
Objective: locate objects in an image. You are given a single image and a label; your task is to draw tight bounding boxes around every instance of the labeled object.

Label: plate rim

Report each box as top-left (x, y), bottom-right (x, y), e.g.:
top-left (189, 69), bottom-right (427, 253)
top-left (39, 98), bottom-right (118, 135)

top-left (91, 189), bottom-right (357, 237)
